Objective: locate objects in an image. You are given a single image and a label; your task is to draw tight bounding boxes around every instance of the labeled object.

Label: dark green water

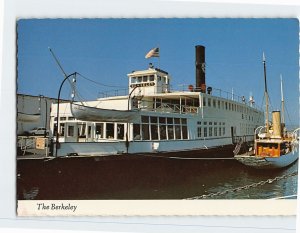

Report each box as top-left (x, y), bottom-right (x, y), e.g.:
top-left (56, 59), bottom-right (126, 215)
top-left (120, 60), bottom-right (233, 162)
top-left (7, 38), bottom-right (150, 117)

top-left (17, 156), bottom-right (298, 200)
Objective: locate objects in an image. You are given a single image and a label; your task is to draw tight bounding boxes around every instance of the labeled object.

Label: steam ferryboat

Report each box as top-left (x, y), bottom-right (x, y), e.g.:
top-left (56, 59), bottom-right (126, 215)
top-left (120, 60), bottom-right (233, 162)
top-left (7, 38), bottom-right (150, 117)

top-left (50, 45), bottom-right (264, 157)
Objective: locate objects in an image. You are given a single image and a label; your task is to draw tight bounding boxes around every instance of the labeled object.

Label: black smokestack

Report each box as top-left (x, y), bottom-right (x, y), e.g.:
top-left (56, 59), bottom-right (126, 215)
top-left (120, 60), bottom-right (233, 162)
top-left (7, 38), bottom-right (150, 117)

top-left (195, 45), bottom-right (206, 93)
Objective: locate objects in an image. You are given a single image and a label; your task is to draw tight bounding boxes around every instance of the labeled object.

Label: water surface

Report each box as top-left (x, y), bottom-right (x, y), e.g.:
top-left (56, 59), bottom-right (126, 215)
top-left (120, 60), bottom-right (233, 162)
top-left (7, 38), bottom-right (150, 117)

top-left (17, 156), bottom-right (298, 200)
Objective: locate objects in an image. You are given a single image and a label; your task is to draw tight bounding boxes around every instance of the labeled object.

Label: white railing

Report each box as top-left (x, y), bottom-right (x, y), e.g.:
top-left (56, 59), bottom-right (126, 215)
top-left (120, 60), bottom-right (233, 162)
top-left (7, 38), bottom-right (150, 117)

top-left (138, 101), bottom-right (199, 114)
top-left (96, 84), bottom-right (263, 113)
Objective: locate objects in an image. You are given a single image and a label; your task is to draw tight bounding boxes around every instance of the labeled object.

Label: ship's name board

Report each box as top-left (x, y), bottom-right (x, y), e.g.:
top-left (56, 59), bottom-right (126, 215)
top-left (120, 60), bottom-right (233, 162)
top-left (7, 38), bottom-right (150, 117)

top-left (130, 82), bottom-right (155, 88)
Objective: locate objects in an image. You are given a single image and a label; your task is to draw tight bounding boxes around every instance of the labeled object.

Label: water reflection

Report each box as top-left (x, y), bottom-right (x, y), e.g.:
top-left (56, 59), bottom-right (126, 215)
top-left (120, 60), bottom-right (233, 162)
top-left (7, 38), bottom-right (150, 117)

top-left (17, 156), bottom-right (298, 200)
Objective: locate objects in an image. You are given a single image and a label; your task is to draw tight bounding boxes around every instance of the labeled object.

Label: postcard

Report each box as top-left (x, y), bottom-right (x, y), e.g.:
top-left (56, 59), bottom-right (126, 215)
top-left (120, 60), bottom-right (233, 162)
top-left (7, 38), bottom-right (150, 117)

top-left (15, 17), bottom-right (299, 217)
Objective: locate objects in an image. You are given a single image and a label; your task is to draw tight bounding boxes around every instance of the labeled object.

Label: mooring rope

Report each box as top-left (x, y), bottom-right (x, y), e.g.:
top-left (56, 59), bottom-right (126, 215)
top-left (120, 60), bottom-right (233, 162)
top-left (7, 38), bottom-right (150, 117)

top-left (136, 153), bottom-right (235, 160)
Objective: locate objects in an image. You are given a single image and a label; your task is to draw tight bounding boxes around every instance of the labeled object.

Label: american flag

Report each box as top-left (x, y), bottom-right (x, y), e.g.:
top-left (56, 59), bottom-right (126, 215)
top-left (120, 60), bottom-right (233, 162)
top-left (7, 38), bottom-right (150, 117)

top-left (145, 47), bottom-right (159, 59)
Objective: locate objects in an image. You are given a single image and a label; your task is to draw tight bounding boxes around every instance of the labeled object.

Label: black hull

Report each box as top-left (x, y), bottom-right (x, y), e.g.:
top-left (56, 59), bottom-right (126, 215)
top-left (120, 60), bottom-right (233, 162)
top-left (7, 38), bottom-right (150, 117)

top-left (17, 144), bottom-right (241, 200)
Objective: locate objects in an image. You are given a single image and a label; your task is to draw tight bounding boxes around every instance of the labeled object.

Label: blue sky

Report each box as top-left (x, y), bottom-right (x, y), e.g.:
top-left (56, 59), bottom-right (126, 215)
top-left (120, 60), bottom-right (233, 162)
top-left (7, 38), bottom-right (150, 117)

top-left (17, 18), bottom-right (299, 126)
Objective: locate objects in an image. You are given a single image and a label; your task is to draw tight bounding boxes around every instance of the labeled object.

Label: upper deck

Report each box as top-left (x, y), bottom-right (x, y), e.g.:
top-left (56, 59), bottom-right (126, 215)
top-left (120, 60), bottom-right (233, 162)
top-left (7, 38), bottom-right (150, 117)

top-left (97, 82), bottom-right (263, 116)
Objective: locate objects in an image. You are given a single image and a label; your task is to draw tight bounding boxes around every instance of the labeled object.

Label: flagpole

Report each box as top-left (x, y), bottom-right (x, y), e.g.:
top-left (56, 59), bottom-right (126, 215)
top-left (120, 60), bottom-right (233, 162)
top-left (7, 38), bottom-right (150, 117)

top-left (158, 56), bottom-right (160, 69)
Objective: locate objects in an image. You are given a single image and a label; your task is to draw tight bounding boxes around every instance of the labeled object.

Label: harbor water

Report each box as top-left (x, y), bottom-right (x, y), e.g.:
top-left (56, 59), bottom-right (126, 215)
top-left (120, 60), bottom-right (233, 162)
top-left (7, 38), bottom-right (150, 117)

top-left (17, 155), bottom-right (298, 200)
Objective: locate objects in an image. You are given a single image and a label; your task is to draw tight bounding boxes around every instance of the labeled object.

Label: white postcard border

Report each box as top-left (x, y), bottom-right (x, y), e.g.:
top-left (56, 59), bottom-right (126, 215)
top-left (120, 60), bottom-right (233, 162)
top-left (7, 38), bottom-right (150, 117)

top-left (18, 200), bottom-right (297, 216)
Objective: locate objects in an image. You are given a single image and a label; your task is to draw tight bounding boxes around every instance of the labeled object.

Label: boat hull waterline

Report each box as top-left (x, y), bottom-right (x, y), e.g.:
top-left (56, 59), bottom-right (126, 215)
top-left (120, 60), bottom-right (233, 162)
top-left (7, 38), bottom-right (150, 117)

top-left (234, 149), bottom-right (298, 169)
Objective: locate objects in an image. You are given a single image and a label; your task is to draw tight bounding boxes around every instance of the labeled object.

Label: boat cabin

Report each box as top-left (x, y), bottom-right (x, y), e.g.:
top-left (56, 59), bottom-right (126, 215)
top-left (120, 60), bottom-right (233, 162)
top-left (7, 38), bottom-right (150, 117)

top-left (128, 65), bottom-right (170, 96)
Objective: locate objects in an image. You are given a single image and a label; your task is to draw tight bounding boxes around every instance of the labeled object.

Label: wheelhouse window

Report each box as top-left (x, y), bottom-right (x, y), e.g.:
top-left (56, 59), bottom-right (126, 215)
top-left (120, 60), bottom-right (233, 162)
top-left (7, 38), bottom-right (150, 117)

top-left (131, 77), bottom-right (137, 83)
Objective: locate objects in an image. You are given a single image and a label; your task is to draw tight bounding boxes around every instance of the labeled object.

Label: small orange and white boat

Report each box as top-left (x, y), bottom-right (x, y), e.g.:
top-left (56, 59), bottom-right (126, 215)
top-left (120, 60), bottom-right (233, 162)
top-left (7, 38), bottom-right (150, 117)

top-left (234, 111), bottom-right (299, 169)
top-left (234, 54), bottom-right (299, 169)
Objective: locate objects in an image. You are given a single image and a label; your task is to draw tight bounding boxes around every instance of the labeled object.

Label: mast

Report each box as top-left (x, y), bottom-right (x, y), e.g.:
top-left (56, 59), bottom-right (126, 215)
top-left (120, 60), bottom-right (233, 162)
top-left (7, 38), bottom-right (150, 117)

top-left (280, 74), bottom-right (285, 124)
top-left (263, 52), bottom-right (269, 135)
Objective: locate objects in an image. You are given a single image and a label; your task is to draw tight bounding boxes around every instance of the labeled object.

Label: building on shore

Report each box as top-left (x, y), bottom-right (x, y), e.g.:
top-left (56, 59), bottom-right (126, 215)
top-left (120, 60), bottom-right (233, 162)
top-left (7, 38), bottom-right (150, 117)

top-left (17, 94), bottom-right (67, 135)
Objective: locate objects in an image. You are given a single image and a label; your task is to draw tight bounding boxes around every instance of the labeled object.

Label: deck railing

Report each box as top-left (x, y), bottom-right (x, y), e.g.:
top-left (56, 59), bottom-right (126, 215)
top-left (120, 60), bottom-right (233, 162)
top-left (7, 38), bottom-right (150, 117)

top-left (98, 88), bottom-right (128, 98)
top-left (137, 101), bottom-right (199, 114)
top-left (97, 84), bottom-right (262, 111)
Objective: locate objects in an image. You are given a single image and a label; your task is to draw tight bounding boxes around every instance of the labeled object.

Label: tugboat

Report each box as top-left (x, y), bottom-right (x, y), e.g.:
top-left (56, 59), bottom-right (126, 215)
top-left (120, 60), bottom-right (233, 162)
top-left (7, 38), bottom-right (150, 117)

top-left (234, 54), bottom-right (299, 169)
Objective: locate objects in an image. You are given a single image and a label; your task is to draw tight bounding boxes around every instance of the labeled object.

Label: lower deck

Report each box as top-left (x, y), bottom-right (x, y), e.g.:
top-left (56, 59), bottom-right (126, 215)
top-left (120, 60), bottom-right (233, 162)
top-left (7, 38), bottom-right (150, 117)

top-left (55, 137), bottom-right (237, 157)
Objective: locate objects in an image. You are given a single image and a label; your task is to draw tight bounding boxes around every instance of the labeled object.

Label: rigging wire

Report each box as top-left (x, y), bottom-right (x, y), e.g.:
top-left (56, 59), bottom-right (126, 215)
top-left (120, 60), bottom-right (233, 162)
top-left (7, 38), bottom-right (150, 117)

top-left (67, 72), bottom-right (129, 106)
top-left (284, 104), bottom-right (294, 128)
top-left (77, 72), bottom-right (127, 89)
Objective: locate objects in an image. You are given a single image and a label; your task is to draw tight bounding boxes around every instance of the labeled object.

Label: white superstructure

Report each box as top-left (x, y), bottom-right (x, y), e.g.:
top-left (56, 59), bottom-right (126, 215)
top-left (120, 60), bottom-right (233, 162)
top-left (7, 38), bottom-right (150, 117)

top-left (49, 45), bottom-right (264, 157)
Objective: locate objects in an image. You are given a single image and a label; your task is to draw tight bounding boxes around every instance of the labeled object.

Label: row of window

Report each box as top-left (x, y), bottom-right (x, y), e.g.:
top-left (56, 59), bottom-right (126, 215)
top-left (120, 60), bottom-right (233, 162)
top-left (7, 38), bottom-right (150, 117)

top-left (54, 122), bottom-right (125, 140)
top-left (131, 75), bottom-right (154, 83)
top-left (141, 116), bottom-right (187, 125)
top-left (130, 75), bottom-right (169, 84)
top-left (55, 116), bottom-right (190, 141)
top-left (133, 116), bottom-right (188, 141)
top-left (196, 121), bottom-right (226, 138)
top-left (54, 115), bottom-right (257, 141)
top-left (197, 121), bottom-right (225, 126)
top-left (240, 123), bottom-right (256, 135)
top-left (54, 116), bottom-right (75, 121)
top-left (203, 97), bottom-right (256, 115)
